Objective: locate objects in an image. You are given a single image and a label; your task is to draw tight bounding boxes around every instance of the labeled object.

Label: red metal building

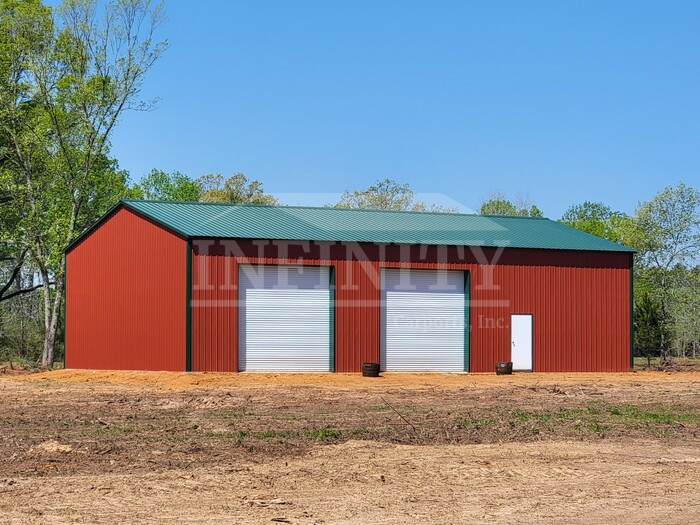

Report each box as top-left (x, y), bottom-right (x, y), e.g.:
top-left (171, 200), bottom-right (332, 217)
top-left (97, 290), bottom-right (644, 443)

top-left (66, 200), bottom-right (634, 373)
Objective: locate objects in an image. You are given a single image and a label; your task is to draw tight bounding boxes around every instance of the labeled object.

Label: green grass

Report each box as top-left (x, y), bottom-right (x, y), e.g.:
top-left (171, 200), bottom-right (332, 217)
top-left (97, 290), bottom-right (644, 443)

top-left (204, 403), bottom-right (699, 443)
top-left (303, 428), bottom-right (344, 439)
top-left (587, 422), bottom-right (611, 433)
top-left (98, 423), bottom-right (136, 435)
top-left (607, 405), bottom-right (700, 424)
top-left (507, 404), bottom-right (699, 433)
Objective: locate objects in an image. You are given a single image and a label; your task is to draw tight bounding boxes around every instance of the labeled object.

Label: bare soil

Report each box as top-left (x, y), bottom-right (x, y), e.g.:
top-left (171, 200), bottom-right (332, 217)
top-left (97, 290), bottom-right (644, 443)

top-left (1, 370), bottom-right (699, 524)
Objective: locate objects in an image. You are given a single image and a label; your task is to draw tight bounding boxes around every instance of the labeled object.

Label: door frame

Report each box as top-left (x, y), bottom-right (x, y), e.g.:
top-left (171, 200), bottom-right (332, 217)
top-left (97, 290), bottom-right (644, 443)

top-left (510, 313), bottom-right (533, 372)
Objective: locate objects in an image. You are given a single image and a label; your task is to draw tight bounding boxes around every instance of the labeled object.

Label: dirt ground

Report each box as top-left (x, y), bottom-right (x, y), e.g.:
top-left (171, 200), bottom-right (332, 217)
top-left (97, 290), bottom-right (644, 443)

top-left (1, 370), bottom-right (699, 524)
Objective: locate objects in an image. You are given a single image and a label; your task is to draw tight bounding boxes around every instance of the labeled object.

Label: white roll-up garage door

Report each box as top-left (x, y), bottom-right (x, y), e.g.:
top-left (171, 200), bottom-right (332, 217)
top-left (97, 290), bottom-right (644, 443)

top-left (381, 269), bottom-right (465, 372)
top-left (238, 265), bottom-right (331, 371)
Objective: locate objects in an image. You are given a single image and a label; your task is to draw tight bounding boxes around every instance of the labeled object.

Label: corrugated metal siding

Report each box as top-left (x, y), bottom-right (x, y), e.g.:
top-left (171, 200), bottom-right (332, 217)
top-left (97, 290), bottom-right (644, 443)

top-left (66, 208), bottom-right (186, 371)
top-left (191, 241), bottom-right (380, 372)
top-left (191, 241), bottom-right (630, 373)
top-left (191, 245), bottom-right (237, 372)
top-left (335, 259), bottom-right (380, 372)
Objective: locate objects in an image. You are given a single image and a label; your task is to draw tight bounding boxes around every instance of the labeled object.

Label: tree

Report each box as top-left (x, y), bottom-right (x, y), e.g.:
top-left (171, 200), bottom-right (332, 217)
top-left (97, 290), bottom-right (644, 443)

top-left (634, 183), bottom-right (700, 271)
top-left (0, 0), bottom-right (166, 368)
top-left (669, 266), bottom-right (700, 359)
top-left (334, 179), bottom-right (456, 212)
top-left (196, 173), bottom-right (277, 205)
top-left (634, 292), bottom-right (670, 366)
top-left (633, 183), bottom-right (700, 361)
top-left (560, 201), bottom-right (635, 244)
top-left (479, 191), bottom-right (543, 217)
top-left (134, 168), bottom-right (201, 201)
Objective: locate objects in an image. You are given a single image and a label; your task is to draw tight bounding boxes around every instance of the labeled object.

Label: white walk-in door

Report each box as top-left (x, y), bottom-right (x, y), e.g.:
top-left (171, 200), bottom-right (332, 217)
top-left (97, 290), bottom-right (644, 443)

top-left (238, 265), bottom-right (331, 371)
top-left (381, 269), bottom-right (465, 372)
top-left (510, 314), bottom-right (533, 371)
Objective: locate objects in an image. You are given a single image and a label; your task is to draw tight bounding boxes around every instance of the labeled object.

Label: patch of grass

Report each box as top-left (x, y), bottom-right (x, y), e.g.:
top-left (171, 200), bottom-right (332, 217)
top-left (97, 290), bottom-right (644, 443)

top-left (506, 404), bottom-right (699, 435)
top-left (587, 422), bottom-right (610, 433)
top-left (105, 424), bottom-right (136, 435)
top-left (369, 405), bottom-right (390, 412)
top-left (303, 428), bottom-right (344, 439)
top-left (607, 405), bottom-right (700, 425)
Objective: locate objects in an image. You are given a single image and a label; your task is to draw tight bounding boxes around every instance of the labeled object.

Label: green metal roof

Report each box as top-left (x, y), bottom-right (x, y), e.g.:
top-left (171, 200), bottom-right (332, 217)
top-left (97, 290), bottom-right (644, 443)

top-left (119, 199), bottom-right (633, 253)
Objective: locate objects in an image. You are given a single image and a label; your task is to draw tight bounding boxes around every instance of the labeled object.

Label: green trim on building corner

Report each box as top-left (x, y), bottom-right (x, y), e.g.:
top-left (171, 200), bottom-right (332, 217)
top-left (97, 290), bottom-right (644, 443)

top-left (329, 266), bottom-right (335, 372)
top-left (629, 254), bottom-right (635, 369)
top-left (185, 239), bottom-right (192, 372)
top-left (64, 258), bottom-right (68, 369)
top-left (464, 270), bottom-right (470, 372)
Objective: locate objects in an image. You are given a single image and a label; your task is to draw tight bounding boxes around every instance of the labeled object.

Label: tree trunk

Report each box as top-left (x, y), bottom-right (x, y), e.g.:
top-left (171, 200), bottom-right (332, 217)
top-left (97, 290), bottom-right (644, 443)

top-left (40, 259), bottom-right (65, 370)
top-left (40, 266), bottom-right (52, 368)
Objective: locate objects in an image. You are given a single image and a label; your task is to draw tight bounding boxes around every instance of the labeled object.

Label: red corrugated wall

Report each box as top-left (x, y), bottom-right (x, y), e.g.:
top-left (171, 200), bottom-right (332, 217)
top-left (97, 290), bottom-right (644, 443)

top-left (66, 207), bottom-right (186, 371)
top-left (191, 241), bottom-right (631, 373)
top-left (191, 242), bottom-right (238, 372)
top-left (191, 241), bottom-right (381, 372)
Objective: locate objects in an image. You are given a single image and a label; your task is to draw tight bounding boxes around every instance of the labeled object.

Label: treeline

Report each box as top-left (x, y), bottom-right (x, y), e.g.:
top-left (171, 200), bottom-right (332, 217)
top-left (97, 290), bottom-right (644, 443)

top-left (1, 1), bottom-right (698, 368)
top-left (3, 160), bottom-right (699, 366)
top-left (481, 185), bottom-right (700, 361)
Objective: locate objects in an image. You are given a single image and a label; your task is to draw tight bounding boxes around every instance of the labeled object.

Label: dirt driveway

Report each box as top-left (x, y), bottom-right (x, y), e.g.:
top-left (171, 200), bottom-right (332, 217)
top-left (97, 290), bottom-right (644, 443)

top-left (1, 370), bottom-right (699, 524)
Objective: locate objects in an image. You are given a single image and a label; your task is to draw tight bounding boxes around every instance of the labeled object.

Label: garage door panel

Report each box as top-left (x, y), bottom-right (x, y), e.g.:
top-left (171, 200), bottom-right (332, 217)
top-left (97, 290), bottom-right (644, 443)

top-left (381, 269), bottom-right (465, 372)
top-left (238, 265), bottom-right (331, 372)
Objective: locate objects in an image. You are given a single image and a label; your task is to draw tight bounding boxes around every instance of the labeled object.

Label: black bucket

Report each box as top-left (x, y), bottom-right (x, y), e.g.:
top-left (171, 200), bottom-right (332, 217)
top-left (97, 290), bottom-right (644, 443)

top-left (495, 361), bottom-right (513, 375)
top-left (362, 362), bottom-right (380, 377)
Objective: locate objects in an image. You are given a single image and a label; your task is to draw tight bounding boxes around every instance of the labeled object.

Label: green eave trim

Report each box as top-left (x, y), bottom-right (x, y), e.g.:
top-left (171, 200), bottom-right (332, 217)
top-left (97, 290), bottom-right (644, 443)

top-left (630, 253), bottom-right (634, 370)
top-left (329, 266), bottom-right (335, 372)
top-left (464, 270), bottom-right (470, 372)
top-left (185, 239), bottom-right (192, 372)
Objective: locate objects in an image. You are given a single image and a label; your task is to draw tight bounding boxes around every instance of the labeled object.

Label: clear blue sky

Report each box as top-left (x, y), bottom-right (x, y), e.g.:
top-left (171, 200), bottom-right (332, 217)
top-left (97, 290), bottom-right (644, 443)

top-left (107, 0), bottom-right (700, 217)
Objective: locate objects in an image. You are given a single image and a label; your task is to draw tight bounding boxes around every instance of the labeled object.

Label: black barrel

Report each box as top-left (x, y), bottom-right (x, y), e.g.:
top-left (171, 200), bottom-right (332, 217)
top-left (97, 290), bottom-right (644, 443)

top-left (495, 361), bottom-right (513, 375)
top-left (362, 362), bottom-right (380, 377)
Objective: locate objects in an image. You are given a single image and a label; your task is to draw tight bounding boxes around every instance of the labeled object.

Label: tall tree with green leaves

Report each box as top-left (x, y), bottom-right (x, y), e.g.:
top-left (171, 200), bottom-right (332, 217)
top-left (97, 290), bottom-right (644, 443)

top-left (479, 191), bottom-right (543, 217)
top-left (334, 179), bottom-right (456, 212)
top-left (669, 266), bottom-right (700, 358)
top-left (134, 168), bottom-right (201, 201)
top-left (634, 183), bottom-right (700, 271)
top-left (634, 292), bottom-right (670, 365)
top-left (0, 0), bottom-right (166, 367)
top-left (633, 183), bottom-right (700, 360)
top-left (560, 201), bottom-right (635, 244)
top-left (196, 173), bottom-right (278, 205)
